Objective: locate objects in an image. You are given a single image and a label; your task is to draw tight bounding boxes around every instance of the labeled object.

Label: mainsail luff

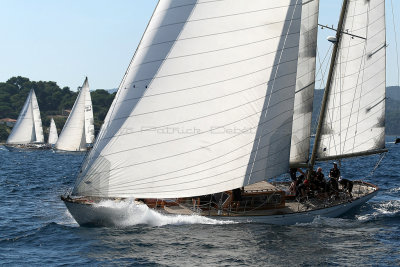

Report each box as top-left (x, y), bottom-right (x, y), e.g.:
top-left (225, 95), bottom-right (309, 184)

top-left (6, 89), bottom-right (35, 144)
top-left (48, 118), bottom-right (58, 145)
top-left (73, 0), bottom-right (304, 198)
top-left (31, 90), bottom-right (44, 143)
top-left (55, 79), bottom-right (88, 152)
top-left (316, 0), bottom-right (386, 160)
top-left (289, 0), bottom-right (320, 165)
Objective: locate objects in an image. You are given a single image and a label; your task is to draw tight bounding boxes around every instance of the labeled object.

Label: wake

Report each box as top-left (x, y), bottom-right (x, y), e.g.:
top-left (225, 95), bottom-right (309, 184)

top-left (90, 199), bottom-right (237, 227)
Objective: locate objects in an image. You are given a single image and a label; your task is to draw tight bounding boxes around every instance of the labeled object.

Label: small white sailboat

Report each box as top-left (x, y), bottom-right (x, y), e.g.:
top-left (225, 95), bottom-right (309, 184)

top-left (5, 89), bottom-right (46, 151)
top-left (48, 118), bottom-right (58, 146)
top-left (63, 0), bottom-right (390, 226)
top-left (54, 77), bottom-right (94, 152)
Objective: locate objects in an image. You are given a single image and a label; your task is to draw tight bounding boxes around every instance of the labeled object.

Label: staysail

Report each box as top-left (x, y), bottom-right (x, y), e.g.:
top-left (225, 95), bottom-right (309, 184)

top-left (6, 89), bottom-right (44, 144)
top-left (55, 78), bottom-right (89, 152)
top-left (290, 0), bottom-right (319, 165)
top-left (74, 0), bottom-right (304, 198)
top-left (317, 0), bottom-right (386, 160)
top-left (48, 118), bottom-right (58, 145)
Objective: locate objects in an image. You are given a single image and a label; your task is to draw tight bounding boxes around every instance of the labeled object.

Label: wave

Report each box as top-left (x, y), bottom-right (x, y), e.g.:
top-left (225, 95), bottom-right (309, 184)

top-left (90, 199), bottom-right (237, 227)
top-left (356, 200), bottom-right (400, 222)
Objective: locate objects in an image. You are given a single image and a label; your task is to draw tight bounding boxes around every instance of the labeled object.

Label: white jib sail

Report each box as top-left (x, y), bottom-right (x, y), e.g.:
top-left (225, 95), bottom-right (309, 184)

top-left (31, 89), bottom-right (44, 143)
top-left (6, 89), bottom-right (35, 144)
top-left (83, 78), bottom-right (95, 144)
top-left (289, 0), bottom-right (319, 165)
top-left (55, 79), bottom-right (87, 152)
top-left (74, 0), bottom-right (303, 198)
top-left (317, 0), bottom-right (386, 159)
top-left (48, 118), bottom-right (58, 145)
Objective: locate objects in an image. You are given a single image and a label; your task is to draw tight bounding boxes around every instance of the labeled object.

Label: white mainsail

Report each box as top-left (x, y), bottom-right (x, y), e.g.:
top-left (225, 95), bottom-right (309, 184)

top-left (55, 78), bottom-right (89, 152)
top-left (7, 89), bottom-right (44, 144)
top-left (31, 90), bottom-right (44, 143)
top-left (290, 0), bottom-right (319, 165)
top-left (74, 0), bottom-right (304, 198)
top-left (84, 81), bottom-right (95, 145)
top-left (317, 0), bottom-right (386, 159)
top-left (48, 118), bottom-right (58, 145)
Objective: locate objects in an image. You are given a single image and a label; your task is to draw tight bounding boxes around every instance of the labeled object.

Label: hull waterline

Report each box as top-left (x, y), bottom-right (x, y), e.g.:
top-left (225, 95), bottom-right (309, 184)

top-left (62, 181), bottom-right (379, 227)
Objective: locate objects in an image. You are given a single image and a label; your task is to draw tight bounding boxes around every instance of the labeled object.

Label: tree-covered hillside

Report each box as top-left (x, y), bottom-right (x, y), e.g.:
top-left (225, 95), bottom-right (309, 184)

top-left (0, 76), bottom-right (115, 141)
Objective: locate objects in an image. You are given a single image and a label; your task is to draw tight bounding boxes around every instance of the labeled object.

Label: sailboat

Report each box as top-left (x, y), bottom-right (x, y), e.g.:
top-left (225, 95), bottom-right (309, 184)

top-left (48, 118), bottom-right (58, 146)
top-left (54, 77), bottom-right (94, 152)
top-left (62, 0), bottom-right (389, 226)
top-left (4, 89), bottom-right (46, 151)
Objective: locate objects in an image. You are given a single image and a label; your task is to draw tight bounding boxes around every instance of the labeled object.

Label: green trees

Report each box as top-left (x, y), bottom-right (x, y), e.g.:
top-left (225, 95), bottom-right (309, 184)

top-left (0, 76), bottom-right (115, 142)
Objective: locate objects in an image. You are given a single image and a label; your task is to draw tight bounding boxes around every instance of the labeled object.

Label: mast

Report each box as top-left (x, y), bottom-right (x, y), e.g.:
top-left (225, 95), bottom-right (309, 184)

top-left (308, 0), bottom-right (349, 176)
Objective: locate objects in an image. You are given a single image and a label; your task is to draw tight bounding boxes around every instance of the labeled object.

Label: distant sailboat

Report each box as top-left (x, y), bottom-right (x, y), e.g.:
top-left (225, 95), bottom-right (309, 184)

top-left (5, 89), bottom-right (46, 151)
top-left (48, 118), bottom-right (58, 145)
top-left (63, 0), bottom-right (390, 226)
top-left (55, 77), bottom-right (94, 152)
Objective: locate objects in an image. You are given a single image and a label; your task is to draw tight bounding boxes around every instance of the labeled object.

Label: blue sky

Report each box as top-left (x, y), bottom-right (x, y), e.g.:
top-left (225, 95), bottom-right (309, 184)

top-left (0, 0), bottom-right (399, 91)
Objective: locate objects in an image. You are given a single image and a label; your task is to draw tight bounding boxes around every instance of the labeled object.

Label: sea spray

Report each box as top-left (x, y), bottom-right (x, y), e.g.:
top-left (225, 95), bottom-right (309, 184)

top-left (92, 199), bottom-right (237, 227)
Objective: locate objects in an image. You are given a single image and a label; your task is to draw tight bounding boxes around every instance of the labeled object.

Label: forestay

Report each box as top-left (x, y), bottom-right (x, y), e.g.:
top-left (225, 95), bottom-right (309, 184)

top-left (74, 0), bottom-right (304, 198)
top-left (317, 0), bottom-right (386, 159)
top-left (290, 0), bottom-right (319, 165)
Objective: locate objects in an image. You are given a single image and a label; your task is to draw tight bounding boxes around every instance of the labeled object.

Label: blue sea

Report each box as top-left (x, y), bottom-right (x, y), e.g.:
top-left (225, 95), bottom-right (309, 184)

top-left (0, 137), bottom-right (399, 266)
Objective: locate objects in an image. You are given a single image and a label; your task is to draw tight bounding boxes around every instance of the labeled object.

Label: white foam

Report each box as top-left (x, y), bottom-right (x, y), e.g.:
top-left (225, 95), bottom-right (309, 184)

top-left (356, 200), bottom-right (400, 221)
top-left (94, 199), bottom-right (237, 227)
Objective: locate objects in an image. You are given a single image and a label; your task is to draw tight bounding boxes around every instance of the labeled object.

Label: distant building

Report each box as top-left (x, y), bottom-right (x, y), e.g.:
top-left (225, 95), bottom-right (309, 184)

top-left (0, 118), bottom-right (17, 127)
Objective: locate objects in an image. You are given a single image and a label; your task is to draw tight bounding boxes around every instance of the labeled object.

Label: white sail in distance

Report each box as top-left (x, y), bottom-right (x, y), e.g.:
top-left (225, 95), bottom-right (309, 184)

top-left (48, 118), bottom-right (58, 145)
top-left (317, 0), bottom-right (386, 159)
top-left (31, 90), bottom-right (44, 143)
top-left (290, 0), bottom-right (319, 165)
top-left (84, 80), bottom-right (95, 144)
top-left (6, 89), bottom-right (43, 144)
top-left (55, 78), bottom-right (88, 152)
top-left (74, 0), bottom-right (304, 199)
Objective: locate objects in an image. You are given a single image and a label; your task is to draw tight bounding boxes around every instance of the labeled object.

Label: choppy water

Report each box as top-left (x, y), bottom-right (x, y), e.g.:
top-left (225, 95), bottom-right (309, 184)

top-left (0, 137), bottom-right (399, 266)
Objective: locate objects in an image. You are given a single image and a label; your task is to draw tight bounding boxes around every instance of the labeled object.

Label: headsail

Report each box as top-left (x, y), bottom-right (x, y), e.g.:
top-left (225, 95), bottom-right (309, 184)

top-left (317, 0), bottom-right (386, 160)
top-left (31, 90), bottom-right (44, 143)
top-left (290, 0), bottom-right (320, 165)
top-left (48, 118), bottom-right (58, 145)
top-left (74, 0), bottom-right (304, 199)
top-left (6, 89), bottom-right (35, 144)
top-left (55, 78), bottom-right (88, 152)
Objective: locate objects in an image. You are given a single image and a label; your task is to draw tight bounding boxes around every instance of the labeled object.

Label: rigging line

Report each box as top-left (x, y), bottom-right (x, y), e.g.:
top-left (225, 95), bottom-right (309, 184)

top-left (390, 0), bottom-right (400, 86)
top-left (365, 152), bottom-right (386, 179)
top-left (246, 0), bottom-right (299, 186)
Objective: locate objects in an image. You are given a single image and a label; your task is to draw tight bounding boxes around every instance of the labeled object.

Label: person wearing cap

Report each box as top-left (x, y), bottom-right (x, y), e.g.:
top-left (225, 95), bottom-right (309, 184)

top-left (329, 162), bottom-right (341, 180)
